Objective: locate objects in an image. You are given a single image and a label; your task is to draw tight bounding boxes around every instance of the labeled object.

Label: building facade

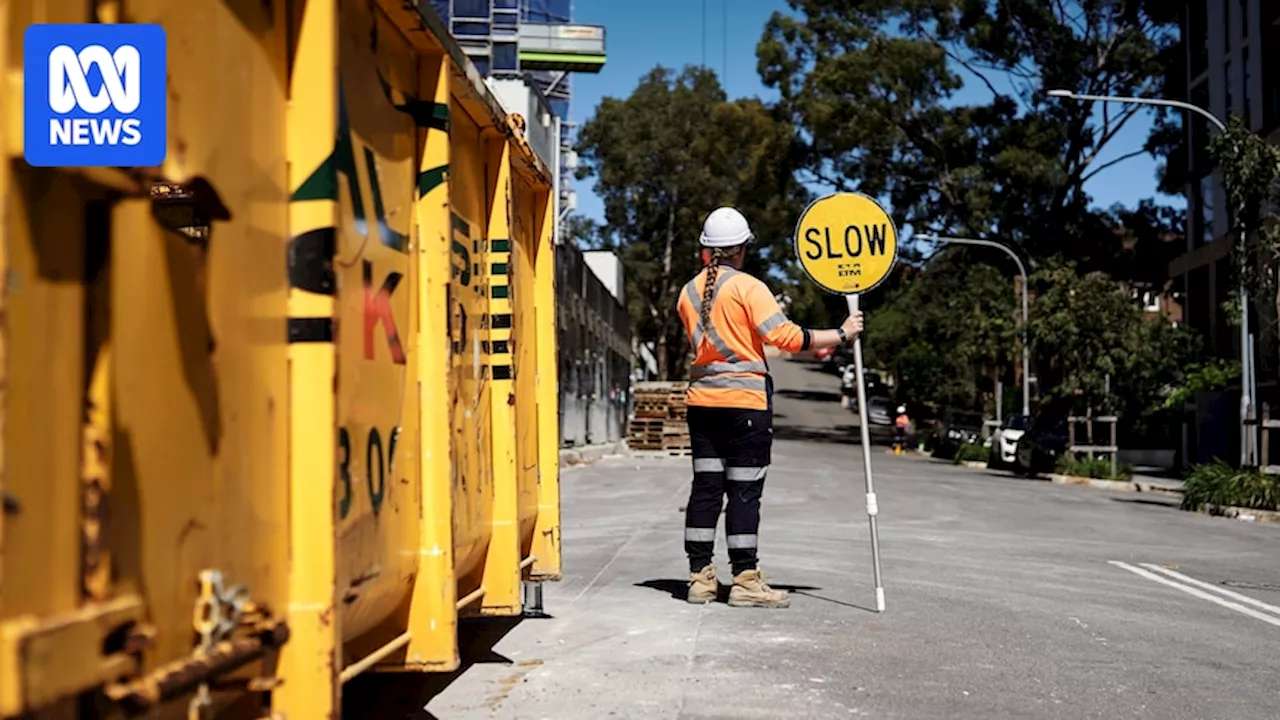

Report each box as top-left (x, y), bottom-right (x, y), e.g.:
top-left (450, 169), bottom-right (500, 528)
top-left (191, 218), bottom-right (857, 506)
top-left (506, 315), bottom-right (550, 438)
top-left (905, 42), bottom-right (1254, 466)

top-left (1172, 0), bottom-right (1280, 462)
top-left (428, 0), bottom-right (604, 218)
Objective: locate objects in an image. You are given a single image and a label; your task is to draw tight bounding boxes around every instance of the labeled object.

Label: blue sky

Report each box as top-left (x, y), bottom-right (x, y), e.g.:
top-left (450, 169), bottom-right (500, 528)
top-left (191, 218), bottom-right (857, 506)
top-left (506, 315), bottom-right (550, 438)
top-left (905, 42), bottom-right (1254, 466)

top-left (567, 0), bottom-right (1181, 227)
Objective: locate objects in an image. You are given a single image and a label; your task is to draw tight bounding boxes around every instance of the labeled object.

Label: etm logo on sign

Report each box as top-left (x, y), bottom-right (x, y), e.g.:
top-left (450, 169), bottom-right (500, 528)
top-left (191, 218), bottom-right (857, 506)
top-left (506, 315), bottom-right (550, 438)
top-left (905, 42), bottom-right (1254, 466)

top-left (23, 23), bottom-right (167, 168)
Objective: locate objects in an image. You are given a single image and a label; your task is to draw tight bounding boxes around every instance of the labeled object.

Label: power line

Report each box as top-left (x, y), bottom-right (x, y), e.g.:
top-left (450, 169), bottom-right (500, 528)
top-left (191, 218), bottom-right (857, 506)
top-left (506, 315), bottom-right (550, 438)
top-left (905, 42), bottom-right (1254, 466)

top-left (701, 0), bottom-right (707, 69)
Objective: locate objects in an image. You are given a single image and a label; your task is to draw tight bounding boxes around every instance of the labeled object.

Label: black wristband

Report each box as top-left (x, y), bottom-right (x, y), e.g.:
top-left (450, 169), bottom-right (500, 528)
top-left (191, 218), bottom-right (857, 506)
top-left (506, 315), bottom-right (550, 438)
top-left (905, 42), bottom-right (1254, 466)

top-left (837, 327), bottom-right (848, 343)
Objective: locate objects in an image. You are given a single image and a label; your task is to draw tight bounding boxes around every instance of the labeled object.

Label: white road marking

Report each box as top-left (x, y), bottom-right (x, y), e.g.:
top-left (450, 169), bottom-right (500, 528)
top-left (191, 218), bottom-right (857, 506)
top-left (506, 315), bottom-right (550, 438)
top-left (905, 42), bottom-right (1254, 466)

top-left (1108, 561), bottom-right (1280, 629)
top-left (1138, 563), bottom-right (1280, 618)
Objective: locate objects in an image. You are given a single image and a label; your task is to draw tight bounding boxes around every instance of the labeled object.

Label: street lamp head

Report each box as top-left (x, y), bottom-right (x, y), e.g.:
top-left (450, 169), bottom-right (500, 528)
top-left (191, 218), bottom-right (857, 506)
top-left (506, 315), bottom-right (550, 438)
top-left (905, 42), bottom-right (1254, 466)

top-left (1047, 89), bottom-right (1075, 98)
top-left (914, 233), bottom-right (938, 242)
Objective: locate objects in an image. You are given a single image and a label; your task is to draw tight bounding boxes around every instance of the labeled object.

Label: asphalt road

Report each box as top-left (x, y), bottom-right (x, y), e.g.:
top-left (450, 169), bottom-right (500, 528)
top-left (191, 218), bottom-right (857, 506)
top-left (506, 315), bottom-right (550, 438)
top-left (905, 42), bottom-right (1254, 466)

top-left (352, 358), bottom-right (1280, 719)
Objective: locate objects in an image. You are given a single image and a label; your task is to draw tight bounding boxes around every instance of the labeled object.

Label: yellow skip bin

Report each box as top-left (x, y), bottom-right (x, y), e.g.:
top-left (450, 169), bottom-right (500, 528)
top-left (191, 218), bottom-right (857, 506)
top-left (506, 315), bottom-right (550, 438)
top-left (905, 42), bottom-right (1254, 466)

top-left (0, 1), bottom-right (561, 717)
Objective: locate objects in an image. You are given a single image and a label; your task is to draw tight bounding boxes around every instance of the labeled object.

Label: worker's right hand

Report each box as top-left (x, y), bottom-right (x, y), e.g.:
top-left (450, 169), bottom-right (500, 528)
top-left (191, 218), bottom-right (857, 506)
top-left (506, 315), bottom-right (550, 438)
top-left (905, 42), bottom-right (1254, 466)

top-left (841, 311), bottom-right (864, 340)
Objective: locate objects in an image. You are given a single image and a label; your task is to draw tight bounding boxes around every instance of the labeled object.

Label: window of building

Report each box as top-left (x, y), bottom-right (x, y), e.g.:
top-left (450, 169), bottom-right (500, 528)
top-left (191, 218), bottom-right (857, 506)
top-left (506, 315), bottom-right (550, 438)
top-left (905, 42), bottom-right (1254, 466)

top-left (494, 0), bottom-right (518, 7)
top-left (471, 55), bottom-right (491, 76)
top-left (1142, 290), bottom-right (1161, 313)
top-left (1243, 48), bottom-right (1252, 125)
top-left (1213, 258), bottom-right (1234, 359)
top-left (1225, 60), bottom-right (1233, 114)
top-left (1240, 0), bottom-right (1248, 39)
top-left (493, 9), bottom-right (519, 35)
top-left (1199, 174), bottom-right (1216, 244)
top-left (492, 42), bottom-right (518, 71)
top-left (1189, 0), bottom-right (1209, 78)
top-left (452, 20), bottom-right (490, 36)
top-left (1265, 23), bottom-right (1280, 133)
top-left (1189, 266), bottom-right (1211, 339)
top-left (1225, 0), bottom-right (1232, 51)
top-left (452, 0), bottom-right (489, 18)
top-left (1190, 81), bottom-right (1211, 175)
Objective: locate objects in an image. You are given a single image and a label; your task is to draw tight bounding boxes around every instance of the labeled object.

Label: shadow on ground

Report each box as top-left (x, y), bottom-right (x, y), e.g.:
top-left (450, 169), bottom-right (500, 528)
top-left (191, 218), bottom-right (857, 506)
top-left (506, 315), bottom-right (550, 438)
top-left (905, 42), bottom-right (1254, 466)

top-left (636, 578), bottom-right (819, 600)
top-left (342, 616), bottom-right (539, 718)
top-left (773, 422), bottom-right (899, 446)
top-left (776, 388), bottom-right (842, 403)
top-left (772, 423), bottom-right (857, 444)
top-left (1111, 496), bottom-right (1183, 510)
top-left (634, 579), bottom-right (878, 613)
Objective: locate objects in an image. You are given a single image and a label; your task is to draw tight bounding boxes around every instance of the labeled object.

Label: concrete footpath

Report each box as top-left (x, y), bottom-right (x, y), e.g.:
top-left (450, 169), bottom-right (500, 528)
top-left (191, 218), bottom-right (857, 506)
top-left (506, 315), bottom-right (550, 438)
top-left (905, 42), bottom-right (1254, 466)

top-left (353, 360), bottom-right (1280, 719)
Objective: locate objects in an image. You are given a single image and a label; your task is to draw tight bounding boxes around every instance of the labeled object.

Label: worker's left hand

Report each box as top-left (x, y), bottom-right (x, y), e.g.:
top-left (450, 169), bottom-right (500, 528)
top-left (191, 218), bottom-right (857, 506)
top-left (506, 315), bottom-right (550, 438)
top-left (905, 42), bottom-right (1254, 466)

top-left (841, 311), bottom-right (864, 340)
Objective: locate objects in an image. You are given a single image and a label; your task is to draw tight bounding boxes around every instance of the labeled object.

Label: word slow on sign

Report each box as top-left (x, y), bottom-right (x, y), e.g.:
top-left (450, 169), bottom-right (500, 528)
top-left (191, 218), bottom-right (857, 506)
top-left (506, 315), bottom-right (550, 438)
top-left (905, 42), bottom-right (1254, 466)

top-left (794, 192), bottom-right (899, 295)
top-left (23, 23), bottom-right (167, 168)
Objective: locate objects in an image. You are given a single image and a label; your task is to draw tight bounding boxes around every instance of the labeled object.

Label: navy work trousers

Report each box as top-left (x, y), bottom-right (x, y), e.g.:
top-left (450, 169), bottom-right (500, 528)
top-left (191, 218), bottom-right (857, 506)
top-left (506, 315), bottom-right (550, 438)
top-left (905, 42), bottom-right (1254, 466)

top-left (684, 405), bottom-right (773, 575)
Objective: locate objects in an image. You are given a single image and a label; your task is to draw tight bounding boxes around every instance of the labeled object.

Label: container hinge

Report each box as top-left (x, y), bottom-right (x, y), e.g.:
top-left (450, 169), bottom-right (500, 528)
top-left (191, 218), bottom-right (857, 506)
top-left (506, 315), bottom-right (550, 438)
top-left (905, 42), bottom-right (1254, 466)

top-left (0, 594), bottom-right (151, 718)
top-left (102, 570), bottom-right (290, 717)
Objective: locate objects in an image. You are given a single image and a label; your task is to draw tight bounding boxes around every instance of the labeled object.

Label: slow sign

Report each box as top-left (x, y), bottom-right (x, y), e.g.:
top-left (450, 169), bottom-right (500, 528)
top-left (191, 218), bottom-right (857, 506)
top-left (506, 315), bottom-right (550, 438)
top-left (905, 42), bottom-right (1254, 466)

top-left (794, 192), bottom-right (899, 294)
top-left (791, 190), bottom-right (898, 614)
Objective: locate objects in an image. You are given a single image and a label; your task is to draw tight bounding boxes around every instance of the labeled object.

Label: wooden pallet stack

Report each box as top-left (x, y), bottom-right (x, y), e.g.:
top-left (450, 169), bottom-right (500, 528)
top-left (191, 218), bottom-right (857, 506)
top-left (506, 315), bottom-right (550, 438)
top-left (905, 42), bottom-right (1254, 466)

top-left (628, 381), bottom-right (691, 454)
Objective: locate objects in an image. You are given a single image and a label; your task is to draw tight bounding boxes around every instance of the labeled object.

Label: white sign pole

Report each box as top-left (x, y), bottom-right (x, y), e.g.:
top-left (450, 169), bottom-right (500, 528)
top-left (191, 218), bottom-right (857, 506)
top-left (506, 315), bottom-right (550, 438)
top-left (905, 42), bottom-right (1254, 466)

top-left (846, 293), bottom-right (885, 613)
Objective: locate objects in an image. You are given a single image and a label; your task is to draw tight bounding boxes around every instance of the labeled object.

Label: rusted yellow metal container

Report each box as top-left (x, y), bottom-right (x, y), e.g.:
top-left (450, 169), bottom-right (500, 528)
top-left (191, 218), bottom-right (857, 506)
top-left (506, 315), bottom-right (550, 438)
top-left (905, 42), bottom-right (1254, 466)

top-left (0, 1), bottom-right (561, 717)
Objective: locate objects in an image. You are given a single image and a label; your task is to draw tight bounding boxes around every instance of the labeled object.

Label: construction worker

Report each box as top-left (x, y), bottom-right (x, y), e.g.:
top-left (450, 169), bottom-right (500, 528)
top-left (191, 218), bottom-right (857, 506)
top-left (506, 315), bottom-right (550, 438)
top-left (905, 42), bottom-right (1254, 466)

top-left (893, 405), bottom-right (911, 454)
top-left (677, 207), bottom-right (864, 608)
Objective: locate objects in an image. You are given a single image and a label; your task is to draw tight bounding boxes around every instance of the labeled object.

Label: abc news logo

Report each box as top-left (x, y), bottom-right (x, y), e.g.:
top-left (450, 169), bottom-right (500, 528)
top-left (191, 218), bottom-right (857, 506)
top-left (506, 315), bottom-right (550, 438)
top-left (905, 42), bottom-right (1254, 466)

top-left (48, 44), bottom-right (144, 147)
top-left (23, 23), bottom-right (166, 168)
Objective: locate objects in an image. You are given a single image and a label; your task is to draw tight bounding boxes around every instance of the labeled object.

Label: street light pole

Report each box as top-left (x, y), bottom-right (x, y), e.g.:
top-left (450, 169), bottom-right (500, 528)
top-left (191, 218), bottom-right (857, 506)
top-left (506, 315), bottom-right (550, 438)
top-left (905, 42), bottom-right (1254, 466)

top-left (1047, 89), bottom-right (1255, 466)
top-left (917, 234), bottom-right (1032, 418)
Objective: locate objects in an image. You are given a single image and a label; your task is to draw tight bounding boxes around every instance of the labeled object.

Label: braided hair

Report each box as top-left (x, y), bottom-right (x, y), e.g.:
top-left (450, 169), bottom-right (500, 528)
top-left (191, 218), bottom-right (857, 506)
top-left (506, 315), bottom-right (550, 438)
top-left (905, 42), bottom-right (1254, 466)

top-left (699, 247), bottom-right (729, 336)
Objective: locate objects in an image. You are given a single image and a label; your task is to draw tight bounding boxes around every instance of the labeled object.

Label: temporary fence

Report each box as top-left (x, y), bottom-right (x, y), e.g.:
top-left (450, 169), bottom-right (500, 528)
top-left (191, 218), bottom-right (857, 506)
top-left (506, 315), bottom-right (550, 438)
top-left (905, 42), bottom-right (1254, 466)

top-left (1, 1), bottom-right (559, 718)
top-left (556, 242), bottom-right (633, 447)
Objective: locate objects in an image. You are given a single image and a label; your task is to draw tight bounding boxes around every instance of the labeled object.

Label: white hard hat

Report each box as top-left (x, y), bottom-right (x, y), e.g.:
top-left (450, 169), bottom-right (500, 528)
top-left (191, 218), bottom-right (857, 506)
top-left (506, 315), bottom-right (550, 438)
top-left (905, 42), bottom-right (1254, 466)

top-left (897, 406), bottom-right (906, 414)
top-left (699, 207), bottom-right (754, 248)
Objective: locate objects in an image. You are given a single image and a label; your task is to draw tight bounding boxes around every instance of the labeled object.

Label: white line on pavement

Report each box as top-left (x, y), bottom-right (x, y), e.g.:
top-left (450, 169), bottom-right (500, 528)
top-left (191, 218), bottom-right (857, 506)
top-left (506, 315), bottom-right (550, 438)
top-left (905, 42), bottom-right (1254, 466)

top-left (1108, 561), bottom-right (1280, 629)
top-left (1138, 563), bottom-right (1280, 619)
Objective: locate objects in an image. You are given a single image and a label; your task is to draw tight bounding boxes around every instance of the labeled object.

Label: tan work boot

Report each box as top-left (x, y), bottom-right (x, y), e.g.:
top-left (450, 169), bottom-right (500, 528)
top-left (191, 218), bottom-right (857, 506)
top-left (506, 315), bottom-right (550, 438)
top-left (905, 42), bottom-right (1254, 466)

top-left (728, 568), bottom-right (790, 608)
top-left (687, 564), bottom-right (718, 604)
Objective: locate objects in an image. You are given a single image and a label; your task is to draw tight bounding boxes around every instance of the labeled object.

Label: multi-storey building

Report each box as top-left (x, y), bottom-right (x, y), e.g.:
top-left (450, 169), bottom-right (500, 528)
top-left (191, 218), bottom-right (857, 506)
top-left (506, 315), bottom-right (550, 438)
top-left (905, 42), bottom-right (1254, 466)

top-left (428, 0), bottom-right (605, 224)
top-left (1171, 0), bottom-right (1280, 462)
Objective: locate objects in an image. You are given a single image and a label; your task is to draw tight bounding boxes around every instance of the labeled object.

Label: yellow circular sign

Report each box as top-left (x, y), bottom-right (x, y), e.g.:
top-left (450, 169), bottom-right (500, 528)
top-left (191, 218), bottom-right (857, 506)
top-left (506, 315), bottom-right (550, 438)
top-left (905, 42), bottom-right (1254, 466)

top-left (793, 192), bottom-right (899, 294)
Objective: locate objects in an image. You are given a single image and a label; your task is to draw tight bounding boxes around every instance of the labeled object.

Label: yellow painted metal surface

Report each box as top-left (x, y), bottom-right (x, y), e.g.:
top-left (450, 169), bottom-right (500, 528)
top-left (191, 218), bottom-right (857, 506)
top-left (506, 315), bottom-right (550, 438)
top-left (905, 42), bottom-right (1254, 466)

top-left (1, 0), bottom-right (560, 715)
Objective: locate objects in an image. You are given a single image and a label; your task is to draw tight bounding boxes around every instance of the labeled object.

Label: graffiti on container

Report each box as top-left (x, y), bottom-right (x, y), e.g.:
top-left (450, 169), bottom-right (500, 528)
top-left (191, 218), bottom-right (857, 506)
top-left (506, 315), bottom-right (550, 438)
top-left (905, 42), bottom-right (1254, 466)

top-left (338, 425), bottom-right (401, 520)
top-left (363, 259), bottom-right (406, 364)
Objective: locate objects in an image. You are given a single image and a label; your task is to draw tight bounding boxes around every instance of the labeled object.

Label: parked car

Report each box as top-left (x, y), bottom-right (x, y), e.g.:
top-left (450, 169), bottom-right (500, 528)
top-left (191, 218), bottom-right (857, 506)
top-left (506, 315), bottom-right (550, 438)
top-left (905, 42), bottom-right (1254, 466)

top-left (839, 367), bottom-right (885, 410)
top-left (932, 410), bottom-right (986, 459)
top-left (867, 396), bottom-right (894, 425)
top-left (989, 414), bottom-right (1033, 469)
top-left (1014, 411), bottom-right (1070, 476)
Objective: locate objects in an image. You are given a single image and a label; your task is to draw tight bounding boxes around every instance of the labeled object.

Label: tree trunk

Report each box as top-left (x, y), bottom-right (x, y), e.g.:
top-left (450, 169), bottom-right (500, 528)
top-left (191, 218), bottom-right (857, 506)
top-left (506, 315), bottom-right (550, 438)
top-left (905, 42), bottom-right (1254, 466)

top-left (656, 194), bottom-right (679, 380)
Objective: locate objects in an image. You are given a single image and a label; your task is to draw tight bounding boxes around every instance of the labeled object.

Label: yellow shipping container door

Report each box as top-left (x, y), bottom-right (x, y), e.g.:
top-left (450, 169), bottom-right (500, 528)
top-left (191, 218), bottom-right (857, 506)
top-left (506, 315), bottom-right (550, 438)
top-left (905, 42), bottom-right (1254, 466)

top-left (0, 1), bottom-right (560, 716)
top-left (2, 0), bottom-right (292, 718)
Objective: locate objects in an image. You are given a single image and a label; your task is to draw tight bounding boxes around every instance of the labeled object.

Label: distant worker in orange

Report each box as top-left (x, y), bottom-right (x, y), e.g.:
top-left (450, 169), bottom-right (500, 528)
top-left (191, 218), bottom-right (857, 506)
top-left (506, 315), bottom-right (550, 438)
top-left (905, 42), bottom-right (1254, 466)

top-left (893, 405), bottom-right (911, 455)
top-left (677, 207), bottom-right (864, 608)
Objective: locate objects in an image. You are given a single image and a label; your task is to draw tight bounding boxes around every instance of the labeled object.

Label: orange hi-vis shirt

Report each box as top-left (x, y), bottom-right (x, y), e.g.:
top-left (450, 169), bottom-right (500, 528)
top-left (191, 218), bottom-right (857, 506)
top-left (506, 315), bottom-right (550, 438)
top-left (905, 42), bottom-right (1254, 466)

top-left (895, 414), bottom-right (911, 429)
top-left (677, 265), bottom-right (811, 410)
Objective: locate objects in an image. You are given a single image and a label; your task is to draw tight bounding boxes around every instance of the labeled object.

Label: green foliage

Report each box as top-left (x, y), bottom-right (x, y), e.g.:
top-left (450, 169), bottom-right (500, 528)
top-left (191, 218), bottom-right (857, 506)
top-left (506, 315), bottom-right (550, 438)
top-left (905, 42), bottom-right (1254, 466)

top-left (863, 253), bottom-right (1016, 412)
top-left (575, 67), bottom-right (810, 377)
top-left (1208, 115), bottom-right (1280, 326)
top-left (1028, 261), bottom-right (1197, 419)
top-left (1181, 460), bottom-right (1280, 513)
top-left (1161, 359), bottom-right (1241, 411)
top-left (953, 443), bottom-right (990, 465)
top-left (758, 0), bottom-right (1179, 269)
top-left (755, 1), bottom-right (1191, 419)
top-left (1055, 453), bottom-right (1133, 481)
top-left (563, 214), bottom-right (602, 248)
